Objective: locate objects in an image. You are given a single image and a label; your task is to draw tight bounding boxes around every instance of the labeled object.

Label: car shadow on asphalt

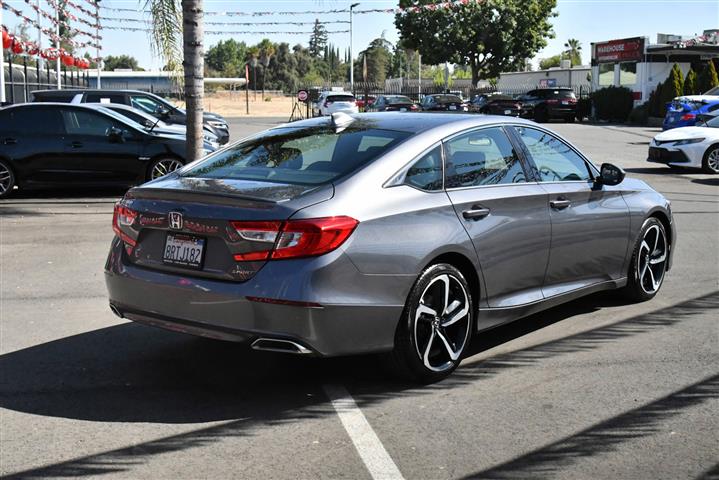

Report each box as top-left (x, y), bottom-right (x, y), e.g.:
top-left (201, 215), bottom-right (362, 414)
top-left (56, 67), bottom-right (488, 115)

top-left (1, 186), bottom-right (128, 202)
top-left (1, 291), bottom-right (717, 478)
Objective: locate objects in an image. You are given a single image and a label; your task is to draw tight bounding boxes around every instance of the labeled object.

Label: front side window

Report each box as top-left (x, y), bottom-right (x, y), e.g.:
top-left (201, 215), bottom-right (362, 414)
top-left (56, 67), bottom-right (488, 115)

top-left (62, 109), bottom-right (117, 136)
top-left (182, 125), bottom-right (411, 186)
top-left (513, 126), bottom-right (591, 182)
top-left (444, 127), bottom-right (527, 188)
top-left (404, 145), bottom-right (443, 191)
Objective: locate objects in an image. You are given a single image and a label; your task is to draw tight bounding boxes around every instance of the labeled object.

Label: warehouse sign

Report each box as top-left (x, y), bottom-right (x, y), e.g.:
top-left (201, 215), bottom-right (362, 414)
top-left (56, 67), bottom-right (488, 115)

top-left (594, 37), bottom-right (645, 63)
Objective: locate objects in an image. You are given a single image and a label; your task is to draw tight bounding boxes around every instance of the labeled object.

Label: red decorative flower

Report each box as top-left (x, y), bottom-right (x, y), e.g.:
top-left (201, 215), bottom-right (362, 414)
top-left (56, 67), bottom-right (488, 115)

top-left (1, 30), bottom-right (10, 50)
top-left (11, 38), bottom-right (24, 55)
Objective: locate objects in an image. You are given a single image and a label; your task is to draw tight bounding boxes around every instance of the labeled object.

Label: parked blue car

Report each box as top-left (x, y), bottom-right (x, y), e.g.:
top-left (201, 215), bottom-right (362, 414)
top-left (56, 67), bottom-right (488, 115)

top-left (663, 96), bottom-right (719, 130)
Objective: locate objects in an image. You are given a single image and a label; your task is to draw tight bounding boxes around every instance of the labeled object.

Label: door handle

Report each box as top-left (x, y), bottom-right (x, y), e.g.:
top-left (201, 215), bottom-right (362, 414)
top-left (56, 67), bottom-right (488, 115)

top-left (550, 198), bottom-right (571, 210)
top-left (3, 138), bottom-right (17, 145)
top-left (71, 141), bottom-right (83, 148)
top-left (462, 206), bottom-right (491, 220)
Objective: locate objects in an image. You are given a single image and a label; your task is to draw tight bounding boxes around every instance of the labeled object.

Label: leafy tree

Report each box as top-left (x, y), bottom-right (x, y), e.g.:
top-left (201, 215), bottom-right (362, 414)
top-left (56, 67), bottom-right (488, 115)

top-left (683, 68), bottom-right (698, 96)
top-left (103, 55), bottom-right (143, 71)
top-left (356, 36), bottom-right (393, 84)
top-left (539, 54), bottom-right (561, 70)
top-left (205, 39), bottom-right (247, 77)
top-left (697, 60), bottom-right (719, 93)
top-left (668, 63), bottom-right (684, 98)
top-left (308, 19), bottom-right (328, 58)
top-left (395, 0), bottom-right (556, 85)
top-left (563, 38), bottom-right (581, 66)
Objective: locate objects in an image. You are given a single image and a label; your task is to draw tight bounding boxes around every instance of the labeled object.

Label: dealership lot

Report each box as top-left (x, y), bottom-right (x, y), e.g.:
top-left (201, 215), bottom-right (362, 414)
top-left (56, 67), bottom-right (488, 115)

top-left (0, 120), bottom-right (717, 479)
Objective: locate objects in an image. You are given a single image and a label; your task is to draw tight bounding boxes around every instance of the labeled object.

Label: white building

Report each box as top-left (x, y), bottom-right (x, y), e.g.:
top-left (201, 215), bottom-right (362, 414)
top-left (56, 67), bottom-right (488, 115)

top-left (496, 63), bottom-right (591, 92)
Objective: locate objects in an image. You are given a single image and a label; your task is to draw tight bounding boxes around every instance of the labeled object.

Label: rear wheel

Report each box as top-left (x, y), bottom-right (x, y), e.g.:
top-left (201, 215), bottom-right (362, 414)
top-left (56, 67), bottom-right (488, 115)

top-left (622, 217), bottom-right (668, 302)
top-left (702, 145), bottom-right (719, 174)
top-left (147, 157), bottom-right (184, 181)
top-left (390, 263), bottom-right (473, 383)
top-left (534, 106), bottom-right (548, 123)
top-left (0, 160), bottom-right (16, 199)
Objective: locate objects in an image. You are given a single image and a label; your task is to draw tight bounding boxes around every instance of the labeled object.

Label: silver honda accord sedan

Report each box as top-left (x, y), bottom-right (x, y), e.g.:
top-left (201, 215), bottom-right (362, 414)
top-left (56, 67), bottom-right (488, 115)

top-left (105, 113), bottom-right (675, 382)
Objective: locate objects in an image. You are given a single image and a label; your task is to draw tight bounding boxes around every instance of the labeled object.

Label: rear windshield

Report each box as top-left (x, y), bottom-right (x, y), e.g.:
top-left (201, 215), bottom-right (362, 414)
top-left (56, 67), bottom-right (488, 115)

top-left (327, 95), bottom-right (355, 102)
top-left (434, 95), bottom-right (463, 103)
top-left (671, 100), bottom-right (702, 111)
top-left (181, 125), bottom-right (411, 185)
top-left (387, 96), bottom-right (413, 104)
top-left (551, 90), bottom-right (576, 99)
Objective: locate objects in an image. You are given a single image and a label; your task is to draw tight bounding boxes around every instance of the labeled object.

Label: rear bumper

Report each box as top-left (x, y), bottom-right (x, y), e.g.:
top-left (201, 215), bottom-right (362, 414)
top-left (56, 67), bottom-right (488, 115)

top-left (105, 238), bottom-right (408, 356)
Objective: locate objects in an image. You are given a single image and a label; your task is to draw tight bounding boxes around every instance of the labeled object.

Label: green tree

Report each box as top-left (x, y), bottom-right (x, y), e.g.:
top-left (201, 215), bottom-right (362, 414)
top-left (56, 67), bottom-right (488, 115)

top-left (356, 36), bottom-right (393, 84)
top-left (669, 63), bottom-right (684, 98)
top-left (539, 54), bottom-right (561, 70)
top-left (683, 68), bottom-right (698, 96)
top-left (103, 54), bottom-right (143, 71)
top-left (697, 60), bottom-right (719, 93)
top-left (205, 39), bottom-right (247, 77)
top-left (563, 38), bottom-right (582, 66)
top-left (145, 0), bottom-right (205, 162)
top-left (395, 0), bottom-right (556, 85)
top-left (308, 19), bottom-right (328, 58)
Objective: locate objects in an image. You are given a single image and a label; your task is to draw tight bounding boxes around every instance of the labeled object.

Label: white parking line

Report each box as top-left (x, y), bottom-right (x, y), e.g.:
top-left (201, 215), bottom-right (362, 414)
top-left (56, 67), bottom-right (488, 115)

top-left (323, 384), bottom-right (405, 480)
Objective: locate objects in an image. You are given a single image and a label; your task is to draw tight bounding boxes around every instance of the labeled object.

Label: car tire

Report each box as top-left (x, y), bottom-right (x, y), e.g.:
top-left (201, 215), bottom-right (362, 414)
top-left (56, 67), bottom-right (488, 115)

top-left (621, 217), bottom-right (669, 302)
top-left (534, 106), bottom-right (548, 123)
top-left (702, 145), bottom-right (719, 174)
top-left (0, 159), bottom-right (16, 199)
top-left (147, 157), bottom-right (185, 181)
top-left (390, 263), bottom-right (474, 383)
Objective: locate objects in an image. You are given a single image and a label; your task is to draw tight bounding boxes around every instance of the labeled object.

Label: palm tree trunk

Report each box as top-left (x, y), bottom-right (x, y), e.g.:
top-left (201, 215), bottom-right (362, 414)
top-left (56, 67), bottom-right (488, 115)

top-left (182, 0), bottom-right (204, 162)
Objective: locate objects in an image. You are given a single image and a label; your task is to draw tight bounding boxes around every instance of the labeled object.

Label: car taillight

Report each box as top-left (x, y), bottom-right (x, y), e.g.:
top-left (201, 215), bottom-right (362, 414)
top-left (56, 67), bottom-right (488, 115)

top-left (681, 113), bottom-right (696, 120)
top-left (112, 203), bottom-right (138, 248)
top-left (231, 216), bottom-right (358, 261)
top-left (410, 104), bottom-right (419, 111)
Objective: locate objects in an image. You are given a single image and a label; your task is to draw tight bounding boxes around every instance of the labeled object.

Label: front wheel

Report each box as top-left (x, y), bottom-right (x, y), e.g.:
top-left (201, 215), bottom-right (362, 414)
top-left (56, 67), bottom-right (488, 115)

top-left (702, 145), bottom-right (719, 174)
top-left (390, 263), bottom-right (473, 383)
top-left (147, 157), bottom-right (185, 181)
top-left (621, 217), bottom-right (669, 302)
top-left (0, 160), bottom-right (16, 199)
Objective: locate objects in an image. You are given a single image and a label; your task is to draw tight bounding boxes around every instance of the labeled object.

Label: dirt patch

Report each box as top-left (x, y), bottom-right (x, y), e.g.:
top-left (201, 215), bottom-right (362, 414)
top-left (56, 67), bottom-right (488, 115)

top-left (175, 91), bottom-right (296, 118)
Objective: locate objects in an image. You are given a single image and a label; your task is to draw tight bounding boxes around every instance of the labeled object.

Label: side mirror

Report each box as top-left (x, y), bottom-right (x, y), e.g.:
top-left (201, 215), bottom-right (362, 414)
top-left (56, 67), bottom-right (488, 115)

top-left (107, 126), bottom-right (125, 143)
top-left (597, 163), bottom-right (625, 186)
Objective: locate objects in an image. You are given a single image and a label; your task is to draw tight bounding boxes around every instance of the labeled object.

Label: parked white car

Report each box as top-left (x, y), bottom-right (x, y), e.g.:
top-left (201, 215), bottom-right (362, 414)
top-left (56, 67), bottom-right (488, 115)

top-left (316, 92), bottom-right (358, 116)
top-left (649, 115), bottom-right (719, 173)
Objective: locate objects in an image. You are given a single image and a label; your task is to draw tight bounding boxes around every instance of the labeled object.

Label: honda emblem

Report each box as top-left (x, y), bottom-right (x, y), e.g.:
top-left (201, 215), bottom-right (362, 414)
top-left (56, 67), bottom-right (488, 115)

top-left (168, 211), bottom-right (183, 230)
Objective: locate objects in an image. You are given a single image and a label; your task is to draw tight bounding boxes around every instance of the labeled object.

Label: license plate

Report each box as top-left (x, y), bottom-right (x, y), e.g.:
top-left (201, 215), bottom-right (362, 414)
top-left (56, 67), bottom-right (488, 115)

top-left (163, 233), bottom-right (205, 269)
top-left (449, 105), bottom-right (457, 110)
top-left (400, 108), bottom-right (407, 112)
top-left (504, 109), bottom-right (511, 115)
top-left (561, 100), bottom-right (569, 105)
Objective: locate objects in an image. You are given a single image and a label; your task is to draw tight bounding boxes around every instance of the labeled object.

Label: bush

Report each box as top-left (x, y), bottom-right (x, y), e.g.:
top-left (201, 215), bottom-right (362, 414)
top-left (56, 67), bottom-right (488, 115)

top-left (628, 102), bottom-right (649, 125)
top-left (698, 60), bottom-right (719, 93)
top-left (577, 97), bottom-right (591, 120)
top-left (684, 69), bottom-right (698, 95)
top-left (590, 86), bottom-right (634, 121)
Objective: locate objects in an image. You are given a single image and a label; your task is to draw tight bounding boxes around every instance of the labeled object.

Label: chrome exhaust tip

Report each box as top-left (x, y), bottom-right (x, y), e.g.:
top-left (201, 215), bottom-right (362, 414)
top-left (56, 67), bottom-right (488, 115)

top-left (109, 304), bottom-right (123, 318)
top-left (251, 338), bottom-right (313, 355)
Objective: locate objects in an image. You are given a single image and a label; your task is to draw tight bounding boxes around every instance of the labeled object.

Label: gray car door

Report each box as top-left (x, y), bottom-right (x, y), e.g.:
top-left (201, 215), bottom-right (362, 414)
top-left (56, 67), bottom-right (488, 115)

top-left (443, 126), bottom-right (551, 309)
top-left (510, 125), bottom-right (630, 297)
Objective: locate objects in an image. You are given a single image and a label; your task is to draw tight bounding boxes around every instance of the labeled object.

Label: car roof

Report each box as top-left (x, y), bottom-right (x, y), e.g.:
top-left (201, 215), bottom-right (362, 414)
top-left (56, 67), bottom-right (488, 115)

top-left (32, 88), bottom-right (150, 95)
top-left (274, 112), bottom-right (536, 134)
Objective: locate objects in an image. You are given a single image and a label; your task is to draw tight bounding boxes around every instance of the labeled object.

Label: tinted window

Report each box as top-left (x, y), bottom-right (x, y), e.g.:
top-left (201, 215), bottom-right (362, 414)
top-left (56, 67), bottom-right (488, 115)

top-left (514, 126), bottom-right (591, 182)
top-left (705, 116), bottom-right (719, 128)
top-left (4, 107), bottom-right (64, 134)
top-left (445, 127), bottom-right (526, 188)
top-left (85, 93), bottom-right (126, 103)
top-left (327, 95), bottom-right (355, 102)
top-left (182, 126), bottom-right (411, 185)
top-left (109, 108), bottom-right (148, 125)
top-left (434, 95), bottom-right (462, 103)
top-left (129, 95), bottom-right (166, 115)
top-left (386, 96), bottom-right (412, 104)
top-left (553, 90), bottom-right (576, 99)
top-left (405, 145), bottom-right (442, 191)
top-left (62, 109), bottom-right (117, 136)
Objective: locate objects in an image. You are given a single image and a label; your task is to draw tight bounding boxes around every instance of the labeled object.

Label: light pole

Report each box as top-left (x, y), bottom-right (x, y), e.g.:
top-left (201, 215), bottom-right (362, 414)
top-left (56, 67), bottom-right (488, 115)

top-left (95, 0), bottom-right (101, 88)
top-left (55, 2), bottom-right (61, 89)
top-left (250, 56), bottom-right (258, 101)
top-left (349, 2), bottom-right (359, 92)
top-left (0, 7), bottom-right (6, 103)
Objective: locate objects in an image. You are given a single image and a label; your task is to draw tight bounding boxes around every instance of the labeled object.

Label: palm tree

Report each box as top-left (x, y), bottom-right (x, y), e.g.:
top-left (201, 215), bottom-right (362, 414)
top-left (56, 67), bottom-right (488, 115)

top-left (564, 38), bottom-right (582, 67)
top-left (145, 0), bottom-right (205, 162)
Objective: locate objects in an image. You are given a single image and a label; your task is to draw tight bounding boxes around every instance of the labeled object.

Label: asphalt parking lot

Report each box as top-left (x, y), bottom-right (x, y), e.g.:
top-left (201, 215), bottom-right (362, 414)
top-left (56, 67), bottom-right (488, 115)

top-left (0, 118), bottom-right (717, 479)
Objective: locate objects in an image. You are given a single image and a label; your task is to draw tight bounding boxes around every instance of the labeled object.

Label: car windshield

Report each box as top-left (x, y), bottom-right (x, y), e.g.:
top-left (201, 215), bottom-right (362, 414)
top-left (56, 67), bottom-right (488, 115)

top-left (434, 95), bottom-right (463, 103)
top-left (387, 96), bottom-right (413, 104)
top-left (672, 100), bottom-right (702, 111)
top-left (180, 125), bottom-right (412, 185)
top-left (705, 116), bottom-right (719, 128)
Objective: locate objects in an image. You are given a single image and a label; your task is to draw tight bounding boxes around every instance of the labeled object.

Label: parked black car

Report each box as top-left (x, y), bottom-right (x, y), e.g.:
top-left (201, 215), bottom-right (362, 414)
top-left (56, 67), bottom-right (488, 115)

top-left (0, 103), bottom-right (215, 198)
top-left (420, 94), bottom-right (467, 112)
top-left (468, 93), bottom-right (521, 116)
top-left (517, 87), bottom-right (578, 122)
top-left (371, 95), bottom-right (419, 112)
top-left (31, 89), bottom-right (230, 144)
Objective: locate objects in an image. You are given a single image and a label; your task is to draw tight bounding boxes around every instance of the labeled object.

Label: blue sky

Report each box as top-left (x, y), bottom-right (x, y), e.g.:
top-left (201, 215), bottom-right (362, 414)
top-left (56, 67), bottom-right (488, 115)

top-left (3, 0), bottom-right (718, 70)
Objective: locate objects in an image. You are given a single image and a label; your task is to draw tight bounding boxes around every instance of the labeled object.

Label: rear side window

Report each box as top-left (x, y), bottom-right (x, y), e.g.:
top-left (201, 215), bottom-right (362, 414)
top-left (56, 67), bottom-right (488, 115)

top-left (445, 127), bottom-right (526, 188)
top-left (61, 109), bottom-right (118, 136)
top-left (405, 145), bottom-right (443, 191)
top-left (182, 126), bottom-right (411, 185)
top-left (4, 107), bottom-right (64, 134)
